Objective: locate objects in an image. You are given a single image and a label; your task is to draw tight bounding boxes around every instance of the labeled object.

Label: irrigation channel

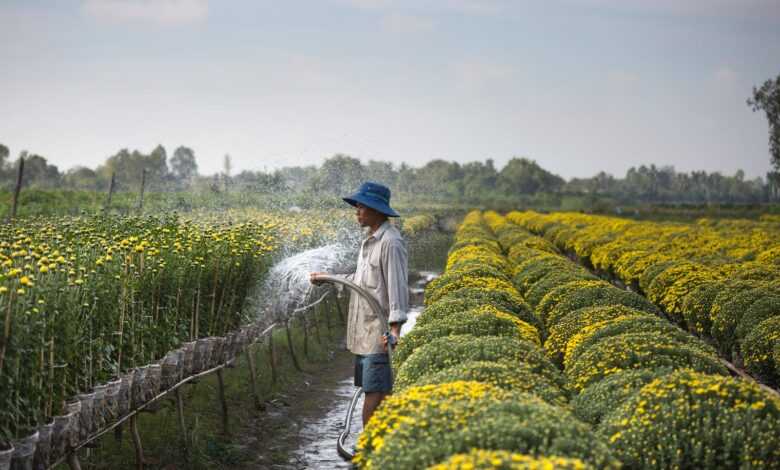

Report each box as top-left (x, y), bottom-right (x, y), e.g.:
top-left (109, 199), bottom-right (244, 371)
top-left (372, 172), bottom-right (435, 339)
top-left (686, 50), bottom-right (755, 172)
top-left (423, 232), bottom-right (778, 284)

top-left (241, 271), bottom-right (436, 469)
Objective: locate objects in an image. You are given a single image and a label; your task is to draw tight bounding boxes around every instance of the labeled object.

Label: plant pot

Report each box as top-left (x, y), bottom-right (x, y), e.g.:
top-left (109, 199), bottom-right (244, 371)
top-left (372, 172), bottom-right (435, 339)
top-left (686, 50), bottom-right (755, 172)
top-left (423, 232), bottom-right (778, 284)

top-left (33, 419), bottom-right (54, 470)
top-left (181, 341), bottom-right (196, 377)
top-left (64, 400), bottom-right (81, 448)
top-left (0, 444), bottom-right (14, 470)
top-left (143, 364), bottom-right (162, 402)
top-left (92, 383), bottom-right (108, 431)
top-left (161, 351), bottom-right (182, 390)
top-left (10, 430), bottom-right (39, 470)
top-left (192, 338), bottom-right (213, 373)
top-left (210, 337), bottom-right (225, 368)
top-left (118, 372), bottom-right (134, 417)
top-left (104, 378), bottom-right (122, 424)
top-left (77, 392), bottom-right (96, 440)
top-left (50, 412), bottom-right (72, 464)
top-left (131, 367), bottom-right (148, 410)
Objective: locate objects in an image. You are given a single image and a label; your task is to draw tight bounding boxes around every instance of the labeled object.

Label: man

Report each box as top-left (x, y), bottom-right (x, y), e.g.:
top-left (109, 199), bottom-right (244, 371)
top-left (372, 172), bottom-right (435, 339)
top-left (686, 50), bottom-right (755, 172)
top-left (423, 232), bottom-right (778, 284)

top-left (310, 181), bottom-right (409, 425)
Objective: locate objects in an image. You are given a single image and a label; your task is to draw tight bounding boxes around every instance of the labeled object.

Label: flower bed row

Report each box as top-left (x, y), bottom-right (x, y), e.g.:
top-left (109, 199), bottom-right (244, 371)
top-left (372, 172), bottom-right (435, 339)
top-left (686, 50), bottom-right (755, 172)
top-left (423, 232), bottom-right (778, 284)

top-left (0, 209), bottom-right (344, 468)
top-left (506, 211), bottom-right (780, 388)
top-left (488, 211), bottom-right (780, 469)
top-left (354, 211), bottom-right (619, 470)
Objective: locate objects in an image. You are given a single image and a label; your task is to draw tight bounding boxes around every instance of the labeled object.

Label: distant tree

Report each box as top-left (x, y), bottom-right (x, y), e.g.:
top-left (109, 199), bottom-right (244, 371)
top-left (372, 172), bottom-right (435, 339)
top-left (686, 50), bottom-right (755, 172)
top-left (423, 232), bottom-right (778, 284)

top-left (17, 152), bottom-right (60, 188)
top-left (461, 160), bottom-right (498, 201)
top-left (170, 146), bottom-right (199, 183)
top-left (497, 157), bottom-right (564, 195)
top-left (0, 143), bottom-right (8, 168)
top-left (312, 154), bottom-right (364, 195)
top-left (64, 166), bottom-right (101, 190)
top-left (748, 74), bottom-right (780, 172)
top-left (415, 160), bottom-right (463, 198)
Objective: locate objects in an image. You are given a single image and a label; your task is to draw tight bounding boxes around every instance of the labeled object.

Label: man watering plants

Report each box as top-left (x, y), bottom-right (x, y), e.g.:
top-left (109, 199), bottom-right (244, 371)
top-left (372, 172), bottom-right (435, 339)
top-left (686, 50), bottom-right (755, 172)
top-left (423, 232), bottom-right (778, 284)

top-left (310, 181), bottom-right (408, 425)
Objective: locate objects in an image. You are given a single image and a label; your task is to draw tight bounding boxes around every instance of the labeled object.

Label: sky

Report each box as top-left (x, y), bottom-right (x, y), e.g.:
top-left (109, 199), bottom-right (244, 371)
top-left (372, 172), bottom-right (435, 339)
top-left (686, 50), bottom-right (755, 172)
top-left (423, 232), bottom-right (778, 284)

top-left (1, 0), bottom-right (779, 179)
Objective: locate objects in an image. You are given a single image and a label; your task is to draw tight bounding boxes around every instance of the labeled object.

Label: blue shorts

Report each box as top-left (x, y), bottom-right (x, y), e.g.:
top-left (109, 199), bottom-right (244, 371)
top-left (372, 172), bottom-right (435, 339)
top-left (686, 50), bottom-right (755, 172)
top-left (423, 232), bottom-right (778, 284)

top-left (354, 353), bottom-right (392, 393)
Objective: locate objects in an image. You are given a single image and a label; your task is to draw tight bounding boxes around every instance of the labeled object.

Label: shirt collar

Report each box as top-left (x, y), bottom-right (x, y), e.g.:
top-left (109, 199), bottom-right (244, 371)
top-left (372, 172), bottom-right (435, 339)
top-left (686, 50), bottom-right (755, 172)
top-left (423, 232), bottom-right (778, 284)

top-left (366, 220), bottom-right (391, 241)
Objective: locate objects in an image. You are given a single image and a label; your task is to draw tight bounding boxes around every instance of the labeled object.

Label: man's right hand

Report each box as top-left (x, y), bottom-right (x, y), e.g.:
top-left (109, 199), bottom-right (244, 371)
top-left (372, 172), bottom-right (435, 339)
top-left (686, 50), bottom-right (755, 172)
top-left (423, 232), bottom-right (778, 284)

top-left (309, 272), bottom-right (327, 285)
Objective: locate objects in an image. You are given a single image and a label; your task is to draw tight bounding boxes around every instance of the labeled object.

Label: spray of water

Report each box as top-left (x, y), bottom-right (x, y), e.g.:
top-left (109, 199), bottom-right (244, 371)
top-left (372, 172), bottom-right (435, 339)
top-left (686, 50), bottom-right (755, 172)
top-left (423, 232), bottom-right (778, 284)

top-left (255, 225), bottom-right (362, 323)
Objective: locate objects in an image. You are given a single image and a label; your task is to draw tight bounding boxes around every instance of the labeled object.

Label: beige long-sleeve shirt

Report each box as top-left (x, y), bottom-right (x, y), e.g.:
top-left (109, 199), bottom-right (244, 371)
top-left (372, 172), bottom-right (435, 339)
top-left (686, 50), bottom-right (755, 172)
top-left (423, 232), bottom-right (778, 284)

top-left (343, 221), bottom-right (409, 355)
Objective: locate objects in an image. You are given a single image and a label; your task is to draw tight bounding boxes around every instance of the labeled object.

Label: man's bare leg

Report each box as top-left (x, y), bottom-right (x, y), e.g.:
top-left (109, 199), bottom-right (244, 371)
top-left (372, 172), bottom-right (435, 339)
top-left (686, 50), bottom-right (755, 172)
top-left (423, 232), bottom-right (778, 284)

top-left (363, 391), bottom-right (389, 425)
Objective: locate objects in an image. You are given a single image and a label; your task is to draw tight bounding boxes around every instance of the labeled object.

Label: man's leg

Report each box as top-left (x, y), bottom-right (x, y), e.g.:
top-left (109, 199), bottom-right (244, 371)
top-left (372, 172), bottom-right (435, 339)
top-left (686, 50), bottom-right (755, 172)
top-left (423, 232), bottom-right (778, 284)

top-left (362, 391), bottom-right (389, 425)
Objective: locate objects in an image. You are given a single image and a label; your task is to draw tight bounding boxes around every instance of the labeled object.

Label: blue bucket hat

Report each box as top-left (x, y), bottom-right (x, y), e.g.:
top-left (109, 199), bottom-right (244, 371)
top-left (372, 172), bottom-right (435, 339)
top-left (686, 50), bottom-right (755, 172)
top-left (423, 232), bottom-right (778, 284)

top-left (343, 181), bottom-right (400, 217)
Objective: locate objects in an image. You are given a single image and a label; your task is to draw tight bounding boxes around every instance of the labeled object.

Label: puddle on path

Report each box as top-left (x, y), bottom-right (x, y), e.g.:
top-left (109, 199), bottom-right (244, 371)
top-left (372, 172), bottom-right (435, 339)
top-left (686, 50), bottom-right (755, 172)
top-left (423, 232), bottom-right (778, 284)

top-left (253, 271), bottom-right (434, 469)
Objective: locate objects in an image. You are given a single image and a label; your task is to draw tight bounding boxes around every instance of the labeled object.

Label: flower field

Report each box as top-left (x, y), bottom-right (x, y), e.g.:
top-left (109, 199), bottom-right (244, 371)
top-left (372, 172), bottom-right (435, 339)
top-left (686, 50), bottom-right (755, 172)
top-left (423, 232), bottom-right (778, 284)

top-left (354, 210), bottom-right (780, 469)
top-left (0, 209), bottom-right (345, 461)
top-left (507, 211), bottom-right (780, 387)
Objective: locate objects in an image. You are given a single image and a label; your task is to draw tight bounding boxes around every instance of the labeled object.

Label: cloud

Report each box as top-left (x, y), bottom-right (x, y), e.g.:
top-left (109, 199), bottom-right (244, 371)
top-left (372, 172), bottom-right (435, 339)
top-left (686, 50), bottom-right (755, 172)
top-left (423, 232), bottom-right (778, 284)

top-left (82, 0), bottom-right (208, 25)
top-left (381, 13), bottom-right (435, 34)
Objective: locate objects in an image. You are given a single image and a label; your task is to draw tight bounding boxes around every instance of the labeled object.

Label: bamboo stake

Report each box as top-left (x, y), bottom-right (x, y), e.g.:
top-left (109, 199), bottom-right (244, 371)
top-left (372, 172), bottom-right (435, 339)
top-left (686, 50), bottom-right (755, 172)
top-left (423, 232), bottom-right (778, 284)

top-left (285, 320), bottom-right (303, 371)
top-left (267, 333), bottom-right (277, 384)
top-left (9, 156), bottom-right (24, 221)
top-left (130, 415), bottom-right (144, 470)
top-left (246, 345), bottom-right (262, 410)
top-left (174, 387), bottom-right (189, 459)
top-left (216, 369), bottom-right (229, 435)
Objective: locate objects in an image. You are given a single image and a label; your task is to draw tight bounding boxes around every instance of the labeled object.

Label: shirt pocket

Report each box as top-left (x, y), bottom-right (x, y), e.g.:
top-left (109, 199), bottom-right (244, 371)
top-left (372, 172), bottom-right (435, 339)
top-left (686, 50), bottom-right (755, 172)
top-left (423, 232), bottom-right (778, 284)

top-left (364, 250), bottom-right (382, 289)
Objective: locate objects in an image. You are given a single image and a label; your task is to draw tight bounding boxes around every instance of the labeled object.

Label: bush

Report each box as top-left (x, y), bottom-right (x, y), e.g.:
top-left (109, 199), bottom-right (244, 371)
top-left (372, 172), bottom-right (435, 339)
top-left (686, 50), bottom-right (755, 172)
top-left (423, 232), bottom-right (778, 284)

top-left (446, 245), bottom-right (510, 274)
top-left (437, 288), bottom-right (540, 330)
top-left (392, 305), bottom-right (541, 367)
top-left (742, 316), bottom-right (780, 386)
top-left (573, 367), bottom-right (673, 425)
top-left (523, 270), bottom-right (598, 309)
top-left (512, 256), bottom-right (581, 296)
top-left (679, 281), bottom-right (724, 336)
top-left (428, 449), bottom-right (593, 470)
top-left (566, 332), bottom-right (727, 391)
top-left (545, 285), bottom-right (660, 329)
top-left (638, 260), bottom-right (677, 294)
top-left (411, 360), bottom-right (569, 407)
top-left (600, 370), bottom-right (780, 469)
top-left (563, 315), bottom-right (716, 370)
top-left (425, 274), bottom-right (519, 306)
top-left (545, 305), bottom-right (652, 367)
top-left (736, 294), bottom-right (780, 343)
top-left (417, 296), bottom-right (541, 334)
top-left (394, 335), bottom-right (565, 393)
top-left (536, 280), bottom-right (612, 326)
top-left (357, 384), bottom-right (620, 470)
top-left (711, 284), bottom-right (778, 356)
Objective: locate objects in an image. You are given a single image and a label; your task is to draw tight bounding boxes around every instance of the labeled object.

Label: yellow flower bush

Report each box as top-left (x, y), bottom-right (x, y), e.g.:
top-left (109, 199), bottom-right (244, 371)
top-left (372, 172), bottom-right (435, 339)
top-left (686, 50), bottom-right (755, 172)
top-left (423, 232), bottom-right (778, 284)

top-left (428, 449), bottom-right (592, 470)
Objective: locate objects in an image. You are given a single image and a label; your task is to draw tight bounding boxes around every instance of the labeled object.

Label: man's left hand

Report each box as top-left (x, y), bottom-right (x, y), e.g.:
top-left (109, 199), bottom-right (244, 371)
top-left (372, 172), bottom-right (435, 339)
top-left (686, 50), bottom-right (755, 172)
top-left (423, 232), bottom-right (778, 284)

top-left (382, 332), bottom-right (399, 352)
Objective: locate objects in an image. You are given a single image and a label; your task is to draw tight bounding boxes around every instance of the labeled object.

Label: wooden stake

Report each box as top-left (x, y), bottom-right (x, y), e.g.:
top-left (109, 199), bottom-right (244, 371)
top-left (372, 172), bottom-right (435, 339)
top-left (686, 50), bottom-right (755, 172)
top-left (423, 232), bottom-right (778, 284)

top-left (174, 387), bottom-right (189, 458)
top-left (130, 415), bottom-right (144, 470)
top-left (245, 345), bottom-right (262, 410)
top-left (312, 305), bottom-right (323, 346)
top-left (285, 321), bottom-right (303, 371)
top-left (9, 156), bottom-right (24, 221)
top-left (301, 314), bottom-right (309, 359)
top-left (137, 168), bottom-right (146, 212)
top-left (67, 452), bottom-right (83, 470)
top-left (216, 369), bottom-right (229, 435)
top-left (334, 293), bottom-right (346, 325)
top-left (267, 334), bottom-right (277, 384)
top-left (105, 172), bottom-right (116, 212)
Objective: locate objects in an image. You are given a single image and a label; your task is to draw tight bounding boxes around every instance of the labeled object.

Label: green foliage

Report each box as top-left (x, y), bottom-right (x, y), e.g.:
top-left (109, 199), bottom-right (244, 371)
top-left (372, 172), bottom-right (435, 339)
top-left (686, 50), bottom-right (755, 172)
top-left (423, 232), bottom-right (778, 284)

top-left (394, 335), bottom-right (565, 393)
top-left (545, 284), bottom-right (660, 329)
top-left (601, 370), bottom-right (780, 469)
top-left (410, 360), bottom-right (570, 407)
top-left (545, 305), bottom-right (650, 367)
top-left (680, 281), bottom-right (723, 336)
top-left (566, 332), bottom-right (727, 391)
top-left (711, 284), bottom-right (779, 356)
top-left (363, 388), bottom-right (620, 470)
top-left (573, 368), bottom-right (673, 425)
top-left (742, 315), bottom-right (780, 386)
top-left (392, 307), bottom-right (541, 370)
top-left (523, 270), bottom-right (598, 309)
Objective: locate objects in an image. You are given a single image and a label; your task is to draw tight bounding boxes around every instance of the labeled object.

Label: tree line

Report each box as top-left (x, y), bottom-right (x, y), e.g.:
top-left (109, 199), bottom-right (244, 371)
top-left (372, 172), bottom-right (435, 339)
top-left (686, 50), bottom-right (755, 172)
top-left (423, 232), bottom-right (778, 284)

top-left (0, 143), bottom-right (775, 206)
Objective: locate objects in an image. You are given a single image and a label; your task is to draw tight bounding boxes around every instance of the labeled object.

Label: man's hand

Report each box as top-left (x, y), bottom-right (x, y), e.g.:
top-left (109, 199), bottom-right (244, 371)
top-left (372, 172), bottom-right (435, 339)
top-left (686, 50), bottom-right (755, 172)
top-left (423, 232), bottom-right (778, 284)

top-left (309, 272), bottom-right (327, 285)
top-left (382, 323), bottom-right (402, 352)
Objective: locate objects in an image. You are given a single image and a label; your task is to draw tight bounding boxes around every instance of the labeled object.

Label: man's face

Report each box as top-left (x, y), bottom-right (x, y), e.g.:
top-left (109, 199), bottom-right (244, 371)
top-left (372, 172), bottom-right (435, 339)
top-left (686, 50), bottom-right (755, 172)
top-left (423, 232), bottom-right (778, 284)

top-left (355, 203), bottom-right (384, 227)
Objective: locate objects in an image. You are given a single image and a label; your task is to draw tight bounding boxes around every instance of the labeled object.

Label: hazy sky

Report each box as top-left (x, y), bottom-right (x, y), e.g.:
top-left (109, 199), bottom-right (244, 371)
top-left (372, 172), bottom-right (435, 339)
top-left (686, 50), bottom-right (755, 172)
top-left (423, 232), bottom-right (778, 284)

top-left (1, 0), bottom-right (779, 179)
